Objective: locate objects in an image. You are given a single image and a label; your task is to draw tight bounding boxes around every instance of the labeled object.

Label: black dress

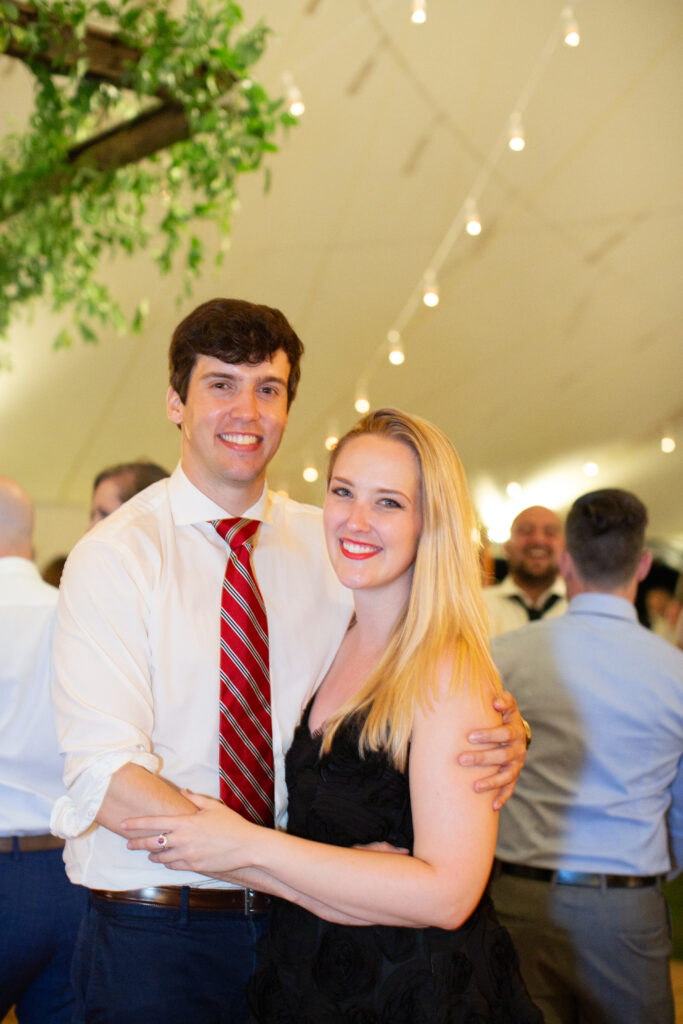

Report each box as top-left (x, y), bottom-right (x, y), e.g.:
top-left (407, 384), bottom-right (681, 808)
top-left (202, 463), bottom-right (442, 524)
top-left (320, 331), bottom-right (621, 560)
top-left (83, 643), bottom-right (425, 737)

top-left (248, 701), bottom-right (543, 1023)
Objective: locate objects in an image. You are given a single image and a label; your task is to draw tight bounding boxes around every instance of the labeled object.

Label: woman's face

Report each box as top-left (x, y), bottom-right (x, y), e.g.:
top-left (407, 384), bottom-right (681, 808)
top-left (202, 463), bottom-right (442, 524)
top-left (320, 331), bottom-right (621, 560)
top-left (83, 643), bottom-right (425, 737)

top-left (323, 435), bottom-right (422, 602)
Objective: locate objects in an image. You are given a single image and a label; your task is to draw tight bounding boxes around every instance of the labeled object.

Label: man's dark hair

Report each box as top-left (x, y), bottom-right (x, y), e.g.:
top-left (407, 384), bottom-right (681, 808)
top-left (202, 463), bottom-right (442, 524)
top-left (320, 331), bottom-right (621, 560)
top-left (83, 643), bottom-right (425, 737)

top-left (93, 462), bottom-right (169, 502)
top-left (168, 298), bottom-right (304, 408)
top-left (565, 488), bottom-right (648, 588)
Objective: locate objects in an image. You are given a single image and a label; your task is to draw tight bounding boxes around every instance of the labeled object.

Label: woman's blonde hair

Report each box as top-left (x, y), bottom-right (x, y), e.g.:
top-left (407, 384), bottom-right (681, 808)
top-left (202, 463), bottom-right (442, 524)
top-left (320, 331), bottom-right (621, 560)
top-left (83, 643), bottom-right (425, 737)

top-left (322, 408), bottom-right (500, 770)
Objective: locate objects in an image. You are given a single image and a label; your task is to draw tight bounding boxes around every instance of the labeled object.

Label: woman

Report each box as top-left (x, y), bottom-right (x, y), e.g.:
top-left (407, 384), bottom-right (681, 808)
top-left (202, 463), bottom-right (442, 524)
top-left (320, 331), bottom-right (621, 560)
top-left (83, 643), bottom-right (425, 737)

top-left (125, 409), bottom-right (541, 1022)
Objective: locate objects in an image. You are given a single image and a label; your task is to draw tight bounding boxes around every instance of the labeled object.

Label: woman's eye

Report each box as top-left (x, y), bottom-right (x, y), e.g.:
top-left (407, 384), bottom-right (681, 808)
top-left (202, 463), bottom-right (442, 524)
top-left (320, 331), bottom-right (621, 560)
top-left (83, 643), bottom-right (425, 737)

top-left (331, 486), bottom-right (351, 498)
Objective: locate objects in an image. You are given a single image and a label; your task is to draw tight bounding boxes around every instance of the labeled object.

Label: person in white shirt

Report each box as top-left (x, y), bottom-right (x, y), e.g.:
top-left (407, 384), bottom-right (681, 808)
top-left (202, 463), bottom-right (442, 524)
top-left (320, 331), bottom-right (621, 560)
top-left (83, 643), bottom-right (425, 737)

top-left (484, 505), bottom-right (567, 635)
top-left (51, 297), bottom-right (530, 1024)
top-left (0, 476), bottom-right (87, 1024)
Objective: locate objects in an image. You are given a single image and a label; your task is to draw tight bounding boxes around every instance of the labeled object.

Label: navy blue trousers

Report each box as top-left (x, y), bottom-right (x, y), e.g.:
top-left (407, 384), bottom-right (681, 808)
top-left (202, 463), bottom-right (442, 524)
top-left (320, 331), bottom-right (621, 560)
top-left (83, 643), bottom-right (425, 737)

top-left (0, 845), bottom-right (87, 1024)
top-left (71, 891), bottom-right (269, 1024)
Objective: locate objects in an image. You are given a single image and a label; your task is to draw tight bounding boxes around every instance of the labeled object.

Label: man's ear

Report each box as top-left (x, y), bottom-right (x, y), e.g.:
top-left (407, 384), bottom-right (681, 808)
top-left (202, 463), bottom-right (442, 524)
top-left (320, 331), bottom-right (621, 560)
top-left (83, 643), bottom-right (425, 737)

top-left (559, 548), bottom-right (574, 583)
top-left (167, 386), bottom-right (184, 427)
top-left (636, 549), bottom-right (653, 583)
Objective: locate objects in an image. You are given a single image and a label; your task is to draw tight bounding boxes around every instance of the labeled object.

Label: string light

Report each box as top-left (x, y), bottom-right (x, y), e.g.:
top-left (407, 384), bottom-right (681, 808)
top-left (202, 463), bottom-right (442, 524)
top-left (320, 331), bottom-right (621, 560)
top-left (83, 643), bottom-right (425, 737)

top-left (464, 198), bottom-right (482, 236)
top-left (411, 0), bottom-right (426, 25)
top-left (661, 436), bottom-right (676, 454)
top-left (302, 466), bottom-right (319, 482)
top-left (306, 4), bottom-right (585, 461)
top-left (506, 481), bottom-right (522, 497)
top-left (562, 7), bottom-right (580, 47)
top-left (583, 461), bottom-right (599, 477)
top-left (283, 74), bottom-right (305, 117)
top-left (508, 111), bottom-right (526, 152)
top-left (324, 435), bottom-right (339, 451)
top-left (387, 329), bottom-right (405, 365)
top-left (422, 270), bottom-right (439, 307)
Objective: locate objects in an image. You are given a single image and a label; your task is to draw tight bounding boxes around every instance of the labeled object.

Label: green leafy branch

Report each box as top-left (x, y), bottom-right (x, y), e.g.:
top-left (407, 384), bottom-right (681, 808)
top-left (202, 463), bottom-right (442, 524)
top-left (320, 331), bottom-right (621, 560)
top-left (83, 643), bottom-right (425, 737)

top-left (0, 0), bottom-right (296, 360)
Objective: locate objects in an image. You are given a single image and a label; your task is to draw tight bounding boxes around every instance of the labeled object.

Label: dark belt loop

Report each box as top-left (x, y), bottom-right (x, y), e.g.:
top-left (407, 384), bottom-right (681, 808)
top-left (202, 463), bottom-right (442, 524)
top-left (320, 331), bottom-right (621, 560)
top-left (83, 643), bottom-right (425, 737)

top-left (179, 885), bottom-right (190, 926)
top-left (12, 836), bottom-right (19, 861)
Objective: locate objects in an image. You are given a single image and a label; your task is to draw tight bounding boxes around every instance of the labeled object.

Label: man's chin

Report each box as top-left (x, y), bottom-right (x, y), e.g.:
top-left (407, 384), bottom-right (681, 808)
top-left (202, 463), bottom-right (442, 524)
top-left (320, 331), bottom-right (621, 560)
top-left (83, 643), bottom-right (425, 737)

top-left (515, 566), bottom-right (558, 589)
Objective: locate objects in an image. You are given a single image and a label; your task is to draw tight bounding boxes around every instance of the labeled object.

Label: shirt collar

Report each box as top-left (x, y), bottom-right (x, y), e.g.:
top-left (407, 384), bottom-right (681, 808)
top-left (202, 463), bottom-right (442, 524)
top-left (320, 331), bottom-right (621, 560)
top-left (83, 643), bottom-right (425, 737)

top-left (499, 574), bottom-right (566, 608)
top-left (167, 464), bottom-right (273, 528)
top-left (0, 556), bottom-right (42, 581)
top-left (568, 592), bottom-right (638, 622)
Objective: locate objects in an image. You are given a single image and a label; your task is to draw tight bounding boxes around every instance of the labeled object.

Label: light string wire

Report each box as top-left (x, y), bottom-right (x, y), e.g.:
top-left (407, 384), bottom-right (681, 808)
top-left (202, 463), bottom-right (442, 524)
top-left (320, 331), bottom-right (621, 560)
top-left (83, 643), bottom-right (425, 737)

top-left (277, 2), bottom-right (581, 480)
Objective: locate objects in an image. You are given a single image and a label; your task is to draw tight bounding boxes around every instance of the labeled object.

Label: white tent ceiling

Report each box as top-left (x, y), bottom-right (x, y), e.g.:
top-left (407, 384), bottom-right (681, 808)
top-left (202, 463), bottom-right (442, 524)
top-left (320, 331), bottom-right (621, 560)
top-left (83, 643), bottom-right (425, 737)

top-left (1, 0), bottom-right (682, 562)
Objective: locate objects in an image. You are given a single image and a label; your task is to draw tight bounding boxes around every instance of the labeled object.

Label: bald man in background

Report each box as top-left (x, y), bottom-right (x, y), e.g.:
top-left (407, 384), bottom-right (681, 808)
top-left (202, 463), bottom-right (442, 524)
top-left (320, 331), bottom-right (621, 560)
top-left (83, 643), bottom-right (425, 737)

top-left (484, 505), bottom-right (567, 636)
top-left (0, 477), bottom-right (86, 1023)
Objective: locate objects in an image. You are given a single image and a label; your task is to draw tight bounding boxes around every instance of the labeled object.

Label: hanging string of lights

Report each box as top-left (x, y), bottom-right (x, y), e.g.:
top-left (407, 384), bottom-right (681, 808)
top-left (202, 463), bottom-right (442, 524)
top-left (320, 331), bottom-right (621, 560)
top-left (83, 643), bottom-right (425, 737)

top-left (283, 5), bottom-right (675, 487)
top-left (293, 2), bottom-right (584, 484)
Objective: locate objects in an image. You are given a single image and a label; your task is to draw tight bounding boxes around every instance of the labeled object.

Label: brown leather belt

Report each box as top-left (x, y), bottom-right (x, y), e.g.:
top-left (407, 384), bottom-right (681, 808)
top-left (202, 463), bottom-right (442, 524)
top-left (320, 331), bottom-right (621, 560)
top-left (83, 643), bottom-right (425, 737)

top-left (498, 861), bottom-right (663, 888)
top-left (92, 885), bottom-right (271, 914)
top-left (0, 834), bottom-right (65, 853)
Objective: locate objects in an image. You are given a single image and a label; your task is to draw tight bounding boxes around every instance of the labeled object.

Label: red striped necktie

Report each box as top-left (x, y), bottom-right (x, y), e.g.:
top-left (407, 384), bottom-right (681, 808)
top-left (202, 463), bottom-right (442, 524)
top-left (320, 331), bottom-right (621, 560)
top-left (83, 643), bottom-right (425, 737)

top-left (213, 518), bottom-right (274, 827)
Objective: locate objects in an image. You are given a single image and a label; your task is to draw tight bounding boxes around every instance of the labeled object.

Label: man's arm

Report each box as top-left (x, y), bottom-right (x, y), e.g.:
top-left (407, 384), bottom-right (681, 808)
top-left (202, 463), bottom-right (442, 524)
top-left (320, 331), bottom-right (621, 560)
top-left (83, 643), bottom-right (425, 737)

top-left (458, 690), bottom-right (527, 810)
top-left (51, 537), bottom-right (171, 837)
top-left (97, 763), bottom-right (198, 838)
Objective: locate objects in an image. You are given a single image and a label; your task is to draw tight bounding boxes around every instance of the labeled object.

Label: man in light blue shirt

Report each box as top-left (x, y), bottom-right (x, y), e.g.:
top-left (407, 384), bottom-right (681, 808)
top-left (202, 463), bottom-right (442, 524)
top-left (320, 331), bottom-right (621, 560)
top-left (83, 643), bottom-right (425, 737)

top-left (490, 488), bottom-right (683, 1024)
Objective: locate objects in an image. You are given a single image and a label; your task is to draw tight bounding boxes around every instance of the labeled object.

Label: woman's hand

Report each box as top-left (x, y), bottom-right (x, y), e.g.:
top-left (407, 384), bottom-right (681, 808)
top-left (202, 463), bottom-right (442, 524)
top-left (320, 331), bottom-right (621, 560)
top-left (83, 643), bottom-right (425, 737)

top-left (457, 690), bottom-right (527, 810)
top-left (121, 791), bottom-right (260, 874)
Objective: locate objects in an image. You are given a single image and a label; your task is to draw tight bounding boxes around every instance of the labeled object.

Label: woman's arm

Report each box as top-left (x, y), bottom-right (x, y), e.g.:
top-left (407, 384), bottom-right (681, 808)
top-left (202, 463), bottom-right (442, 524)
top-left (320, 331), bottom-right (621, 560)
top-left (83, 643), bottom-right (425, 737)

top-left (124, 671), bottom-right (500, 930)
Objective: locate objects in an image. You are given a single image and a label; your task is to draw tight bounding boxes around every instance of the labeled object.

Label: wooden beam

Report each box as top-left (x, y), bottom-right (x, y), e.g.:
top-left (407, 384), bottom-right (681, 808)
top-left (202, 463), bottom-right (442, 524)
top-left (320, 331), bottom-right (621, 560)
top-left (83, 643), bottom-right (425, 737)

top-left (67, 102), bottom-right (190, 171)
top-left (0, 4), bottom-right (239, 220)
top-left (1, 103), bottom-right (191, 220)
top-left (4, 2), bottom-right (142, 86)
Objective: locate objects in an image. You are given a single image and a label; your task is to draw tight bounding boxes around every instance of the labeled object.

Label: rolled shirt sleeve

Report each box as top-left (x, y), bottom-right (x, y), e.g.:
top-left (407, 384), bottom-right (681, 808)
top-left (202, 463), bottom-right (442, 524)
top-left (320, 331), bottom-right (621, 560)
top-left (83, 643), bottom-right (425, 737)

top-left (50, 535), bottom-right (161, 837)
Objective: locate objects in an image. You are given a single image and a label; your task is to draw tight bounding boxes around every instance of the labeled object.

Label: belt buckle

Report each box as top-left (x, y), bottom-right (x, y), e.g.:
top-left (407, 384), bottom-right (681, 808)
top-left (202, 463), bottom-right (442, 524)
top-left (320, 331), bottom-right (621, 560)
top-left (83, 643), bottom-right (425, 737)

top-left (244, 888), bottom-right (257, 915)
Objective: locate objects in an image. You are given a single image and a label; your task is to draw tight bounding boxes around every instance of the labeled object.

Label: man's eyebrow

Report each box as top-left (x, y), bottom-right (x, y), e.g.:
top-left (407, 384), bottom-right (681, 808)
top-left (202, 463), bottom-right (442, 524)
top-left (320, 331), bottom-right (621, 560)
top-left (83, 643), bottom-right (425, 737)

top-left (200, 371), bottom-right (288, 387)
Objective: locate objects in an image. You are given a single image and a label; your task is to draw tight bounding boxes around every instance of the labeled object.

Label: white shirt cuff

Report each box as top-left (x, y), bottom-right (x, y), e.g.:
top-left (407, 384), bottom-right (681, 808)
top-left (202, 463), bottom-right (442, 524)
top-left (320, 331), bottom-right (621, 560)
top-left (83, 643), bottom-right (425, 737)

top-left (50, 751), bottom-right (159, 838)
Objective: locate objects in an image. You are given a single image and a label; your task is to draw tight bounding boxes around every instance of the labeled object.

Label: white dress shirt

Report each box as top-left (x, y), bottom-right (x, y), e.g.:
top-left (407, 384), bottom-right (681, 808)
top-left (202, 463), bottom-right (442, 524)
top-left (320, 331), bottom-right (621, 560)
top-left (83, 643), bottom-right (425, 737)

top-left (51, 466), bottom-right (353, 890)
top-left (483, 574), bottom-right (567, 637)
top-left (0, 557), bottom-right (61, 835)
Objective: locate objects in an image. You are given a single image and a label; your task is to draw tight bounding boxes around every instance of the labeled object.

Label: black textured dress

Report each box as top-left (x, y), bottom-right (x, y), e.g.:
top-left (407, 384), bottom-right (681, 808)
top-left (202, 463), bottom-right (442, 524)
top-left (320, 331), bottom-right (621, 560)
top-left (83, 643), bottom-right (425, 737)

top-left (248, 701), bottom-right (543, 1023)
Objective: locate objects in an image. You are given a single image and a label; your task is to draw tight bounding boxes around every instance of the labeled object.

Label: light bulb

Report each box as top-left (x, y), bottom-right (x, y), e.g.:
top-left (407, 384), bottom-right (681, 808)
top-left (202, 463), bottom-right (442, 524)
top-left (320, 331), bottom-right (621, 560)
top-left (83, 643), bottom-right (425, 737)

top-left (422, 271), bottom-right (439, 307)
top-left (283, 74), bottom-right (305, 117)
top-left (661, 436), bottom-right (676, 454)
top-left (355, 396), bottom-right (370, 414)
top-left (464, 198), bottom-right (482, 236)
top-left (288, 87), bottom-right (305, 117)
top-left (562, 7), bottom-right (580, 47)
top-left (324, 435), bottom-right (339, 451)
top-left (387, 329), bottom-right (405, 364)
top-left (583, 461), bottom-right (599, 477)
top-left (411, 0), bottom-right (426, 25)
top-left (508, 112), bottom-right (525, 152)
top-left (506, 481), bottom-right (522, 498)
top-left (303, 466), bottom-right (318, 483)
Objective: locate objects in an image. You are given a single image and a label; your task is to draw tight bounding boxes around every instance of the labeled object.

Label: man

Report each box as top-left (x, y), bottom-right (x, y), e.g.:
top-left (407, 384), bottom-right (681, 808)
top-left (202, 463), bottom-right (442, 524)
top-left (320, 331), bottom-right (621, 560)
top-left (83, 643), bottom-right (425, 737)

top-left (0, 477), bottom-right (86, 1023)
top-left (490, 488), bottom-right (683, 1023)
top-left (484, 504), bottom-right (567, 635)
top-left (89, 460), bottom-right (168, 527)
top-left (51, 298), bottom-right (528, 1023)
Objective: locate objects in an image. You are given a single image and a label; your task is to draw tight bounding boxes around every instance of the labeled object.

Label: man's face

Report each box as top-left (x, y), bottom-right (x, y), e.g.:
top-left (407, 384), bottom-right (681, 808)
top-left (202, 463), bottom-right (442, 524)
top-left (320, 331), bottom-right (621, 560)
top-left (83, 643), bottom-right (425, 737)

top-left (89, 476), bottom-right (125, 528)
top-left (504, 506), bottom-right (564, 589)
top-left (167, 351), bottom-right (291, 513)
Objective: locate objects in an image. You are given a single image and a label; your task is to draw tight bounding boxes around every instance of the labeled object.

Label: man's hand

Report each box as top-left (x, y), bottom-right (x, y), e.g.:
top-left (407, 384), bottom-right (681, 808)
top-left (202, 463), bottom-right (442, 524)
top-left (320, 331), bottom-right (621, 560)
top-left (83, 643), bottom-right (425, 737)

top-left (458, 690), bottom-right (527, 810)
